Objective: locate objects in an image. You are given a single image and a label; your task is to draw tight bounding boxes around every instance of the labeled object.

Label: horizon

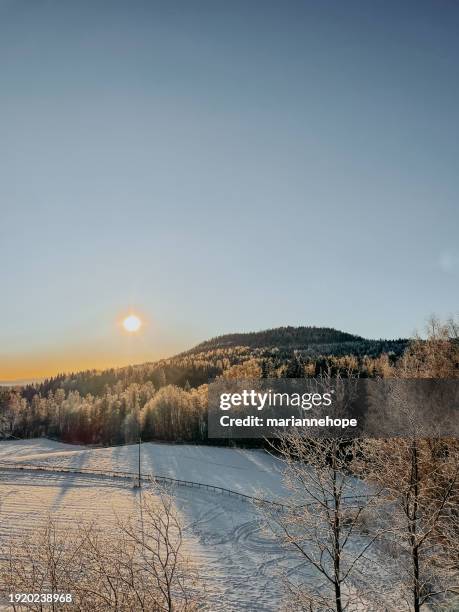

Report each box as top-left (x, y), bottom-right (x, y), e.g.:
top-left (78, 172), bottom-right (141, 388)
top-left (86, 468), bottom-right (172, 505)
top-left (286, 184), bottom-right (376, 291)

top-left (1, 5), bottom-right (458, 611)
top-left (2, 0), bottom-right (458, 380)
top-left (1, 321), bottom-right (411, 385)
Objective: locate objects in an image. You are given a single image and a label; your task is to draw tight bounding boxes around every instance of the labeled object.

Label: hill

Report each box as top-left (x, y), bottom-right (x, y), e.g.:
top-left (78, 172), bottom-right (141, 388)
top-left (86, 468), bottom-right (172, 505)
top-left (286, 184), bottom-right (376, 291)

top-left (1, 324), bottom-right (410, 445)
top-left (186, 326), bottom-right (363, 352)
top-left (184, 325), bottom-right (408, 361)
top-left (8, 325), bottom-right (408, 403)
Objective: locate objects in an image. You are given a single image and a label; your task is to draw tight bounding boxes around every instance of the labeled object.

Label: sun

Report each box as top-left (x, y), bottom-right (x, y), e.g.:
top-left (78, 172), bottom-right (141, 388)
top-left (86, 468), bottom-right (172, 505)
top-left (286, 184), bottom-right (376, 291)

top-left (122, 314), bottom-right (142, 333)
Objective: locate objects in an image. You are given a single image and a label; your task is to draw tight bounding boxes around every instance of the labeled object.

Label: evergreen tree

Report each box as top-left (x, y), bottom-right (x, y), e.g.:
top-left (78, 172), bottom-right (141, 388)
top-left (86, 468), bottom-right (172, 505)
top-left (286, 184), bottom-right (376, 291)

top-left (261, 360), bottom-right (270, 379)
top-left (284, 355), bottom-right (304, 378)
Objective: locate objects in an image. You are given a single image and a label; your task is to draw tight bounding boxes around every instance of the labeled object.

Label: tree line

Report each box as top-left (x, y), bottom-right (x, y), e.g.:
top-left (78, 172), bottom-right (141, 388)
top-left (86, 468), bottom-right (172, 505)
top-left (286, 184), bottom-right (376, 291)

top-left (0, 320), bottom-right (455, 446)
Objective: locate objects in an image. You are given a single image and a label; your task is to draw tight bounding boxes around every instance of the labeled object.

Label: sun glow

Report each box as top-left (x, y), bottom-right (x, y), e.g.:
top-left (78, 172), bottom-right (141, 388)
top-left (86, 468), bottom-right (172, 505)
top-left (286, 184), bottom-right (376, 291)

top-left (122, 314), bottom-right (142, 333)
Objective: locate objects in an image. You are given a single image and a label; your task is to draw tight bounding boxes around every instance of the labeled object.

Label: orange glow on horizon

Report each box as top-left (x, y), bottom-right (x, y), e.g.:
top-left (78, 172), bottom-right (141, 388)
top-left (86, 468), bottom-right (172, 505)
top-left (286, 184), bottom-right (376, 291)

top-left (0, 311), bottom-right (196, 383)
top-left (0, 351), bottom-right (155, 383)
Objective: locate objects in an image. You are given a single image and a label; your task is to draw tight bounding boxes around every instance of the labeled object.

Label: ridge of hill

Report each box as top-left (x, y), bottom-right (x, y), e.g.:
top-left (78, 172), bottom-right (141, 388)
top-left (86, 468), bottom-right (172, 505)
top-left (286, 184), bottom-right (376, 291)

top-left (185, 326), bottom-right (364, 353)
top-left (10, 326), bottom-right (408, 401)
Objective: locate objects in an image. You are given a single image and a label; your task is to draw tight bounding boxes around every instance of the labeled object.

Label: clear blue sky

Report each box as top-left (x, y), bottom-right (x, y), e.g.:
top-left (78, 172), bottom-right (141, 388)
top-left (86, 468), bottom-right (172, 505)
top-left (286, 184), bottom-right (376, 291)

top-left (1, 0), bottom-right (458, 380)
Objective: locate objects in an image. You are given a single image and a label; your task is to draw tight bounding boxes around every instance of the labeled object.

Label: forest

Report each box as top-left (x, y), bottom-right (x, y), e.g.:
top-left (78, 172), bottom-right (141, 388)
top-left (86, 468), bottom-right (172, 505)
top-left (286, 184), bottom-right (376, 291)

top-left (0, 323), bottom-right (455, 446)
top-left (1, 320), bottom-right (459, 611)
top-left (182, 325), bottom-right (408, 356)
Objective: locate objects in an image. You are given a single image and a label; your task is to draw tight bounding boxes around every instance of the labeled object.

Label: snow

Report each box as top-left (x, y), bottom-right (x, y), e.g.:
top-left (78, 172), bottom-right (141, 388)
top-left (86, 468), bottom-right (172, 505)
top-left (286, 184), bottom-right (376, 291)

top-left (0, 439), bottom-right (290, 501)
top-left (0, 439), bottom-right (294, 611)
top-left (0, 439), bottom-right (406, 611)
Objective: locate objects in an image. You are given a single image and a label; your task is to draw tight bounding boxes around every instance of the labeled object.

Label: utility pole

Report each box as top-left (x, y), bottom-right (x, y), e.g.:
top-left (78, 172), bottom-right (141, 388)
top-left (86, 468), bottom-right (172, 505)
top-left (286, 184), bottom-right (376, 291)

top-left (136, 399), bottom-right (145, 548)
top-left (137, 399), bottom-right (142, 488)
top-left (138, 430), bottom-right (142, 488)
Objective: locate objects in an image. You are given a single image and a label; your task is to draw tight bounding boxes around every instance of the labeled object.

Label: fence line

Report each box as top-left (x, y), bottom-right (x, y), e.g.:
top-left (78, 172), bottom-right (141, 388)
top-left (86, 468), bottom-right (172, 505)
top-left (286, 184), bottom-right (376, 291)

top-left (0, 461), bottom-right (288, 510)
top-left (0, 461), bottom-right (371, 511)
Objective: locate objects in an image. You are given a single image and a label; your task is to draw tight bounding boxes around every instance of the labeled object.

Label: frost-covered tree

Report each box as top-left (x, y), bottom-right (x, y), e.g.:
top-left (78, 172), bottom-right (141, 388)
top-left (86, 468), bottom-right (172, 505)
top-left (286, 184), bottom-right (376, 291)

top-left (1, 488), bottom-right (201, 611)
top-left (264, 432), bottom-right (386, 611)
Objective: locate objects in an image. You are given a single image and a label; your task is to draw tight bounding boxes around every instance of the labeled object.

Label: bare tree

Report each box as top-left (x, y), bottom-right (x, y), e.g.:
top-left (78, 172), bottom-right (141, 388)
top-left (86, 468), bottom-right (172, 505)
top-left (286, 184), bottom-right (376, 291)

top-left (0, 488), bottom-right (201, 612)
top-left (116, 486), bottom-right (200, 612)
top-left (361, 436), bottom-right (459, 611)
top-left (360, 316), bottom-right (459, 611)
top-left (398, 316), bottom-right (459, 380)
top-left (263, 432), bottom-right (386, 611)
top-left (1, 520), bottom-right (83, 611)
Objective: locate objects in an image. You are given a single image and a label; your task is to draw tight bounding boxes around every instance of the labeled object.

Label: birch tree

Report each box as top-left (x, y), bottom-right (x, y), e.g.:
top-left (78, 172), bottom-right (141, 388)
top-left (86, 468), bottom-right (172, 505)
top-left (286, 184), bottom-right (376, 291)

top-left (264, 433), bottom-right (386, 611)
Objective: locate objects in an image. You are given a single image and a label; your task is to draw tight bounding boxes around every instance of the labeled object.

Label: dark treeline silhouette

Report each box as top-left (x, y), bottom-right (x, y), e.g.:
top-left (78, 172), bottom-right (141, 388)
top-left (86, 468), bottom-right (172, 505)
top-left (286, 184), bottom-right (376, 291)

top-left (183, 325), bottom-right (408, 354)
top-left (0, 326), bottom-right (409, 446)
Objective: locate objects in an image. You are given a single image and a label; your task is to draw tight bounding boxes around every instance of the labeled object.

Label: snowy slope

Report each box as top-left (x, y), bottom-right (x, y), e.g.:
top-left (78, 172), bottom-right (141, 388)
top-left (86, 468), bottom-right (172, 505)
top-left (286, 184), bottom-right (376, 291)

top-left (0, 439), bottom-right (289, 501)
top-left (0, 439), bottom-right (404, 611)
top-left (0, 440), bottom-right (294, 610)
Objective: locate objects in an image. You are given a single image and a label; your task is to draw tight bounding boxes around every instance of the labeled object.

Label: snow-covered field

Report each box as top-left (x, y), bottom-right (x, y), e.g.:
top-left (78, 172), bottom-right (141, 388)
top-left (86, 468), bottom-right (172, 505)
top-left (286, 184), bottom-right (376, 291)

top-left (0, 439), bottom-right (289, 501)
top-left (0, 439), bottom-right (296, 611)
top-left (0, 439), bottom-right (403, 611)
